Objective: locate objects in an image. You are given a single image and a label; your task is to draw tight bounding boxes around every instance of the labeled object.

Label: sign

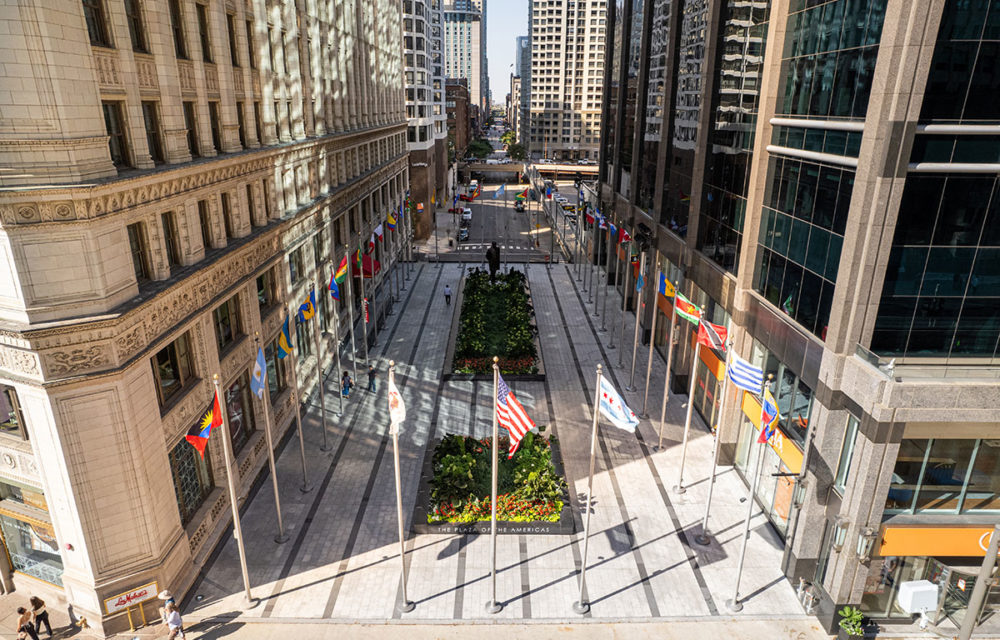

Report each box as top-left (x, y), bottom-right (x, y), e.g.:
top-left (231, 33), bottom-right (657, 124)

top-left (741, 391), bottom-right (803, 474)
top-left (878, 525), bottom-right (998, 558)
top-left (103, 581), bottom-right (158, 615)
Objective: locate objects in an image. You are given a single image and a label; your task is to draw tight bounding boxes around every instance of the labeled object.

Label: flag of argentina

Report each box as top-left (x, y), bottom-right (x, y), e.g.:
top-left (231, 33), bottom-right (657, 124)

top-left (727, 353), bottom-right (764, 394)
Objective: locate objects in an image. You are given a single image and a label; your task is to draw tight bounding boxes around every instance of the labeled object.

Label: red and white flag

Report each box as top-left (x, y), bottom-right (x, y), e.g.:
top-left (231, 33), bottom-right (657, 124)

top-left (387, 370), bottom-right (405, 435)
top-left (697, 320), bottom-right (728, 353)
top-left (497, 373), bottom-right (535, 458)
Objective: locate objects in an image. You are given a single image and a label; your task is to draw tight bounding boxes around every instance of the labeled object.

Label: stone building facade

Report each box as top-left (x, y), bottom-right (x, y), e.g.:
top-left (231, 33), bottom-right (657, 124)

top-left (445, 78), bottom-right (470, 158)
top-left (0, 0), bottom-right (408, 634)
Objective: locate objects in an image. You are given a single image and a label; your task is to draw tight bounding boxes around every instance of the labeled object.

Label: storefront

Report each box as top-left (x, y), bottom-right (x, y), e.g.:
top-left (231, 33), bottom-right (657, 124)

top-left (0, 478), bottom-right (64, 587)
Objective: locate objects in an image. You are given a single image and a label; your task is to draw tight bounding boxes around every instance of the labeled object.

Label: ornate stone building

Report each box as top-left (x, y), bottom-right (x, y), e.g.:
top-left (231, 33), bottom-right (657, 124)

top-left (0, 0), bottom-right (408, 634)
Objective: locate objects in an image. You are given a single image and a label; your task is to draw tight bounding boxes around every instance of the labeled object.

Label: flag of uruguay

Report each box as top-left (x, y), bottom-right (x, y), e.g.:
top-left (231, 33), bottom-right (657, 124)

top-left (598, 376), bottom-right (640, 433)
top-left (727, 353), bottom-right (764, 394)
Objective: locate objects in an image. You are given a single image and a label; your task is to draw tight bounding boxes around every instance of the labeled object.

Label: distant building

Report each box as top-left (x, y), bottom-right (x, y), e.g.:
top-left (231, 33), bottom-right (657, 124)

top-left (443, 1), bottom-right (489, 114)
top-left (526, 0), bottom-right (607, 161)
top-left (446, 78), bottom-right (472, 158)
top-left (508, 77), bottom-right (521, 135)
top-left (404, 0), bottom-right (448, 239)
top-left (515, 35), bottom-right (531, 145)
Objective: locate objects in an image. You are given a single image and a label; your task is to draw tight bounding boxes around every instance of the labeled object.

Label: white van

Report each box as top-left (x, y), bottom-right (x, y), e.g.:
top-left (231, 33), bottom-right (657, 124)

top-left (468, 180), bottom-right (479, 196)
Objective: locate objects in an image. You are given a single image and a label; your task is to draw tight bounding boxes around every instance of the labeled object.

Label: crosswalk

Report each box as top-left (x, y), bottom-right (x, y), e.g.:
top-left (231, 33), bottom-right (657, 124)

top-left (455, 242), bottom-right (534, 251)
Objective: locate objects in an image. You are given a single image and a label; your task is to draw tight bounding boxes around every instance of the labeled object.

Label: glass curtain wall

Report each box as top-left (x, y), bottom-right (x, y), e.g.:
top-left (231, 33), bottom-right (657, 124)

top-left (883, 438), bottom-right (1000, 514)
top-left (601, 0), bottom-right (628, 187)
top-left (637, 0), bottom-right (671, 211)
top-left (617, 0), bottom-right (646, 198)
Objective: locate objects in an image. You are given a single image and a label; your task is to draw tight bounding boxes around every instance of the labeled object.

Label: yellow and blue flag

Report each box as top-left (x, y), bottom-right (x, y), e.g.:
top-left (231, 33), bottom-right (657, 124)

top-left (658, 273), bottom-right (676, 298)
top-left (297, 290), bottom-right (316, 323)
top-left (277, 316), bottom-right (293, 359)
top-left (329, 271), bottom-right (341, 301)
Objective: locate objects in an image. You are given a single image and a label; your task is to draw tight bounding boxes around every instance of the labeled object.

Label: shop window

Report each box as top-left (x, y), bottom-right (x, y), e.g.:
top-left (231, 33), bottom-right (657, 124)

top-left (833, 415), bottom-right (859, 495)
top-left (169, 436), bottom-right (213, 526)
top-left (0, 385), bottom-right (28, 440)
top-left (263, 340), bottom-right (287, 402)
top-left (0, 479), bottom-right (62, 586)
top-left (213, 295), bottom-right (242, 354)
top-left (885, 438), bottom-right (1000, 514)
top-left (913, 439), bottom-right (976, 512)
top-left (965, 440), bottom-right (1000, 512)
top-left (152, 333), bottom-right (196, 407)
top-left (225, 372), bottom-right (255, 455)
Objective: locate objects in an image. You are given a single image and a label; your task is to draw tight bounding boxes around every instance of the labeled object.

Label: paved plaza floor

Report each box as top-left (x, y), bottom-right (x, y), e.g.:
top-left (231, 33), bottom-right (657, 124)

top-left (177, 260), bottom-right (825, 634)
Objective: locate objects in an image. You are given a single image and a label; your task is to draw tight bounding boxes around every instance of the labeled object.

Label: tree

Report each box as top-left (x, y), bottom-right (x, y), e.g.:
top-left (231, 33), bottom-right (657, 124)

top-left (507, 143), bottom-right (527, 161)
top-left (500, 130), bottom-right (515, 147)
top-left (467, 138), bottom-right (493, 159)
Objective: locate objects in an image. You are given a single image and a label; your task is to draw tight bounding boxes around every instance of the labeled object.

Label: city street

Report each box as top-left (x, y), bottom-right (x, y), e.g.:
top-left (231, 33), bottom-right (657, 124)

top-left (179, 259), bottom-right (821, 635)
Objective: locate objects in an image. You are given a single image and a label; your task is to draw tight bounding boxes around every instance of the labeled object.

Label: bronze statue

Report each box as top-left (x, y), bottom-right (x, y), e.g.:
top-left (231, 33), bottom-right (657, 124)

top-left (485, 241), bottom-right (500, 281)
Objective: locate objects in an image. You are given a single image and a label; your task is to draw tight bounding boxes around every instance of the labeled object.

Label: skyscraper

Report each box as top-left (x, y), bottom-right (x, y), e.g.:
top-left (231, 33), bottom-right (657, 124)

top-left (527, 0), bottom-right (607, 161)
top-left (404, 0), bottom-right (449, 237)
top-left (444, 0), bottom-right (490, 113)
top-left (598, 0), bottom-right (1000, 633)
top-left (515, 35), bottom-right (531, 144)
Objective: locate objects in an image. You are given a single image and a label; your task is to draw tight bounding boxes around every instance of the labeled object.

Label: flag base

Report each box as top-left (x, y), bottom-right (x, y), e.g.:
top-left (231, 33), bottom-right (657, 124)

top-left (300, 483), bottom-right (313, 494)
top-left (398, 600), bottom-right (415, 613)
top-left (672, 484), bottom-right (687, 494)
top-left (319, 442), bottom-right (333, 452)
top-left (694, 532), bottom-right (711, 546)
top-left (726, 598), bottom-right (744, 613)
top-left (572, 600), bottom-right (590, 615)
top-left (274, 533), bottom-right (290, 544)
top-left (485, 600), bottom-right (503, 614)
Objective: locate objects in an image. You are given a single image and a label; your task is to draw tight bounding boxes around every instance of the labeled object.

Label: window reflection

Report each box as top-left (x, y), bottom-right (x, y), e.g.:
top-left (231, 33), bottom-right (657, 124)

top-left (886, 438), bottom-right (1000, 514)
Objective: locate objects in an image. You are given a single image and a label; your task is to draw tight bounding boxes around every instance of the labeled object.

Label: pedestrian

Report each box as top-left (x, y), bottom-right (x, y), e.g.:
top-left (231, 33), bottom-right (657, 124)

top-left (367, 365), bottom-right (377, 392)
top-left (15, 607), bottom-right (38, 640)
top-left (164, 602), bottom-right (184, 640)
top-left (158, 590), bottom-right (176, 626)
top-left (341, 371), bottom-right (353, 398)
top-left (444, 284), bottom-right (452, 305)
top-left (29, 597), bottom-right (50, 637)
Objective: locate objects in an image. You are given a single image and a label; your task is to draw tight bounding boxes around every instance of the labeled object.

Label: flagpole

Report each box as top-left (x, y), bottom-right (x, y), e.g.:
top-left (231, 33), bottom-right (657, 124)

top-left (370, 240), bottom-right (380, 348)
top-left (486, 356), bottom-right (503, 614)
top-left (586, 212), bottom-right (594, 303)
top-left (600, 225), bottom-right (612, 333)
top-left (574, 202), bottom-right (582, 281)
top-left (573, 363), bottom-right (602, 615)
top-left (627, 251), bottom-right (647, 390)
top-left (592, 215), bottom-right (601, 317)
top-left (344, 243), bottom-right (359, 386)
top-left (727, 374), bottom-right (773, 613)
top-left (287, 314), bottom-right (313, 493)
top-left (357, 232), bottom-right (370, 366)
top-left (655, 298), bottom-right (678, 451)
top-left (332, 278), bottom-right (345, 417)
top-left (212, 374), bottom-right (254, 604)
top-left (617, 238), bottom-right (632, 368)
top-left (309, 284), bottom-right (332, 452)
top-left (673, 307), bottom-right (705, 494)
top-left (696, 338), bottom-right (733, 545)
top-left (640, 268), bottom-right (661, 417)
top-left (254, 333), bottom-right (288, 544)
top-left (388, 361), bottom-right (415, 613)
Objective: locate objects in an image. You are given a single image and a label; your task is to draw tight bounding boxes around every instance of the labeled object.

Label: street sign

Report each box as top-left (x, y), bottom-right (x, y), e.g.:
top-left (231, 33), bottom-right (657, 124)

top-left (103, 581), bottom-right (159, 615)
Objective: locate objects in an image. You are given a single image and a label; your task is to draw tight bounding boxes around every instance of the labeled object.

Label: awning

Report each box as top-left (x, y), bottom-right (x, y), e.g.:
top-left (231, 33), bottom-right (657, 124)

top-left (351, 254), bottom-right (381, 278)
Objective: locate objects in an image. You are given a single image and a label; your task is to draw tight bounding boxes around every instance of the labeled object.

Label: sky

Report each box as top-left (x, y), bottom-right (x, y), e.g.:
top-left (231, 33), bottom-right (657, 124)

top-left (486, 0), bottom-right (529, 106)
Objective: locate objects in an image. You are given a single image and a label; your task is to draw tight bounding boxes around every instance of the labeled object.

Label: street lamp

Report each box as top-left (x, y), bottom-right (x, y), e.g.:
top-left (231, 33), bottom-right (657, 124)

top-left (832, 515), bottom-right (850, 553)
top-left (856, 526), bottom-right (878, 563)
top-left (792, 476), bottom-right (808, 508)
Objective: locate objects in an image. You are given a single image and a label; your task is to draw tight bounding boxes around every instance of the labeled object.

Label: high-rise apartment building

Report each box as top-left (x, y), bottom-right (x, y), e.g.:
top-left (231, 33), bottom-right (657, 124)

top-left (443, 0), bottom-right (489, 113)
top-left (446, 78), bottom-right (472, 156)
top-left (598, 0), bottom-right (1000, 633)
top-left (514, 35), bottom-right (531, 144)
top-left (0, 0), bottom-right (408, 633)
top-left (527, 0), bottom-right (607, 161)
top-left (404, 0), bottom-right (449, 238)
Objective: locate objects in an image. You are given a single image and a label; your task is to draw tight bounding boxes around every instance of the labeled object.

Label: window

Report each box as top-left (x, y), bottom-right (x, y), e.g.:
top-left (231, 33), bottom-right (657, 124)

top-left (161, 212), bottom-right (181, 267)
top-left (213, 295), bottom-right (241, 353)
top-left (141, 101), bottom-right (164, 164)
top-left (295, 316), bottom-right (312, 357)
top-left (82, 0), bottom-right (111, 47)
top-left (168, 0), bottom-right (187, 58)
top-left (885, 438), bottom-right (1000, 514)
top-left (169, 435), bottom-right (213, 526)
top-left (256, 269), bottom-right (275, 309)
top-left (126, 222), bottom-right (150, 282)
top-left (0, 385), bottom-right (27, 440)
top-left (221, 192), bottom-right (234, 239)
top-left (833, 415), bottom-right (859, 494)
top-left (208, 102), bottom-right (222, 154)
top-left (198, 199), bottom-right (212, 249)
top-left (183, 101), bottom-right (199, 158)
top-left (225, 372), bottom-right (255, 454)
top-left (263, 340), bottom-right (287, 402)
top-left (196, 2), bottom-right (212, 62)
top-left (124, 0), bottom-right (147, 52)
top-left (246, 184), bottom-right (257, 226)
top-left (226, 13), bottom-right (240, 67)
top-left (102, 102), bottom-right (130, 168)
top-left (152, 333), bottom-right (195, 407)
top-left (253, 102), bottom-right (263, 143)
top-left (236, 102), bottom-right (247, 149)
top-left (289, 246), bottom-right (304, 283)
top-left (245, 20), bottom-right (257, 68)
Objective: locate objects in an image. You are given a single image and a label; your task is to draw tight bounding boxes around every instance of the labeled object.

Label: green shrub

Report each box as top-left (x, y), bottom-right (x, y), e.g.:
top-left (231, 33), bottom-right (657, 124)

top-left (452, 269), bottom-right (538, 374)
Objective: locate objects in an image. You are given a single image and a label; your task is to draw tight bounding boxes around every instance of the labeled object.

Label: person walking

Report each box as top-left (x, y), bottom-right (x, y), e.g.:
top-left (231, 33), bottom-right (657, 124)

top-left (367, 365), bottom-right (377, 392)
top-left (164, 602), bottom-right (184, 640)
top-left (341, 371), bottom-right (354, 398)
top-left (15, 607), bottom-right (38, 640)
top-left (444, 284), bottom-right (452, 305)
top-left (29, 597), bottom-right (50, 637)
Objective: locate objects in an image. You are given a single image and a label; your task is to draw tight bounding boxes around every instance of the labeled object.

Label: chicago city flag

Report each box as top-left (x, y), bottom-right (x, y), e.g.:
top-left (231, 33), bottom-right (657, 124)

top-left (599, 376), bottom-right (640, 433)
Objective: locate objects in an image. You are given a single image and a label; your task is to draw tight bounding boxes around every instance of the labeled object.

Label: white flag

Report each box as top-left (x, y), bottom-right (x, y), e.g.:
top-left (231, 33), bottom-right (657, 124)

top-left (598, 376), bottom-right (640, 433)
top-left (387, 372), bottom-right (405, 434)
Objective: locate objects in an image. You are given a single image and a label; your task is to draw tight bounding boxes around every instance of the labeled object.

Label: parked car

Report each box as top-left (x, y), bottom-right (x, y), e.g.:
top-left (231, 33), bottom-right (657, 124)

top-left (461, 207), bottom-right (473, 221)
top-left (458, 227), bottom-right (470, 242)
top-left (562, 202), bottom-right (576, 212)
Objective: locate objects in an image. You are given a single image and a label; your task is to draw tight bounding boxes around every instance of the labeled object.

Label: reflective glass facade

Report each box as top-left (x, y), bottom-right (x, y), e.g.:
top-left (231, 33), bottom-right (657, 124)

top-left (870, 174), bottom-right (1000, 357)
top-left (602, 0), bottom-right (627, 185)
top-left (618, 0), bottom-right (646, 198)
top-left (637, 0), bottom-right (671, 211)
top-left (884, 438), bottom-right (1000, 514)
top-left (698, 0), bottom-right (770, 273)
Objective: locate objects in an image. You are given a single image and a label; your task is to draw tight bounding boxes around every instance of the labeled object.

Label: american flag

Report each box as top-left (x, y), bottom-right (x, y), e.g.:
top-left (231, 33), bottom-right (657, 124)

top-left (497, 374), bottom-right (535, 458)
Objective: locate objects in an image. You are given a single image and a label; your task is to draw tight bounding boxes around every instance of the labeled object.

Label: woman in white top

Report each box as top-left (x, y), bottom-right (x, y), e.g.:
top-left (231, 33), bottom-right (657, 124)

top-left (164, 602), bottom-right (184, 639)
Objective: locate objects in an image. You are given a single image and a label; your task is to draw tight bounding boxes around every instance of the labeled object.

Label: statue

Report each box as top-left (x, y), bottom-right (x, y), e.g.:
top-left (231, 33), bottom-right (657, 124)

top-left (485, 241), bottom-right (501, 282)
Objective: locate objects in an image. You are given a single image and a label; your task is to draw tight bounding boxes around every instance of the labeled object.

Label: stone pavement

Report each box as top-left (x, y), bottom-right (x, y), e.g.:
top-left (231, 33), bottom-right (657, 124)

top-left (170, 260), bottom-right (822, 633)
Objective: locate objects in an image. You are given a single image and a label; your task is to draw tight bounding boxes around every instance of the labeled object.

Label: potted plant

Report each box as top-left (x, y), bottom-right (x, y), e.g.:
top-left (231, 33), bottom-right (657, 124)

top-left (838, 606), bottom-right (865, 639)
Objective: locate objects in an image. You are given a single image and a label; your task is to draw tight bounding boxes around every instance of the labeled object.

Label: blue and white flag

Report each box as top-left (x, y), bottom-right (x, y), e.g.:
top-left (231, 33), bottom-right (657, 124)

top-left (493, 184), bottom-right (506, 199)
top-left (250, 347), bottom-right (267, 398)
top-left (727, 353), bottom-right (764, 394)
top-left (598, 376), bottom-right (640, 433)
top-left (636, 271), bottom-right (645, 292)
